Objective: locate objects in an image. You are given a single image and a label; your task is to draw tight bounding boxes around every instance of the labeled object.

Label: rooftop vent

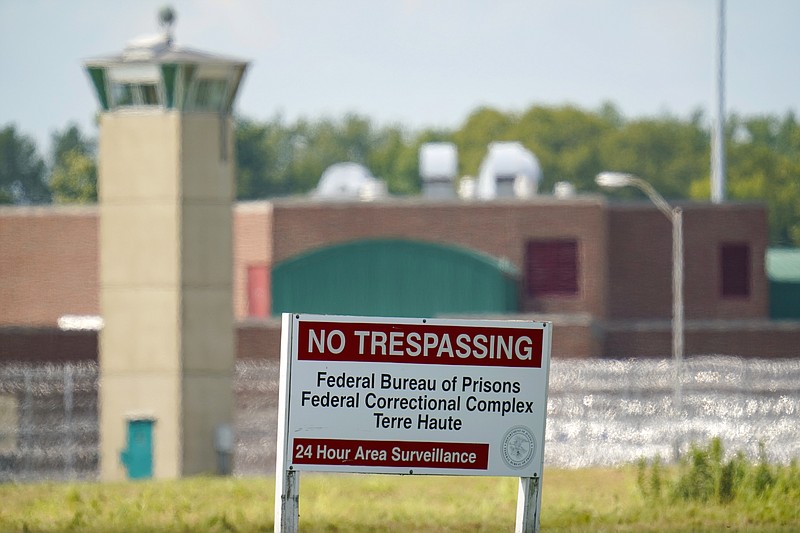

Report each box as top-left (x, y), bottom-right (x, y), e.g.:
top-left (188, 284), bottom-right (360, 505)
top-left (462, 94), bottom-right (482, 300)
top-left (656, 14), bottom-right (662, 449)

top-left (312, 162), bottom-right (388, 201)
top-left (419, 142), bottom-right (458, 200)
top-left (554, 181), bottom-right (576, 198)
top-left (476, 142), bottom-right (542, 200)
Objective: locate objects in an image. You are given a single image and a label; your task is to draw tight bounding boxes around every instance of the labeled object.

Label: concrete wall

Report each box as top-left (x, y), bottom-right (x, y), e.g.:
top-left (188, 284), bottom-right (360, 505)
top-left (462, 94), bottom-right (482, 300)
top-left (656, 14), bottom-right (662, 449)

top-left (179, 115), bottom-right (236, 477)
top-left (97, 111), bottom-right (234, 480)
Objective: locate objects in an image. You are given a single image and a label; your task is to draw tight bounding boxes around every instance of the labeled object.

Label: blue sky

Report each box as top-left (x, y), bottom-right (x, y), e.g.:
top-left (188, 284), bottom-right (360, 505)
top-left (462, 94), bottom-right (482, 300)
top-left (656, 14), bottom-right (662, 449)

top-left (1, 0), bottom-right (798, 152)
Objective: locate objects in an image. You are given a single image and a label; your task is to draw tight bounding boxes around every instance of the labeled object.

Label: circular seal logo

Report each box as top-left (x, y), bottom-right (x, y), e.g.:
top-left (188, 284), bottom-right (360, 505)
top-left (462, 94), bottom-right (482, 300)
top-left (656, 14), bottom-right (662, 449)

top-left (501, 426), bottom-right (536, 469)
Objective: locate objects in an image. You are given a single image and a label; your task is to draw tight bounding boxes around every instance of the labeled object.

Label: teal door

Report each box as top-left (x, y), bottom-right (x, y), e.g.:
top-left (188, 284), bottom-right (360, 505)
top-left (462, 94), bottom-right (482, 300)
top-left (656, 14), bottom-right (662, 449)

top-left (120, 418), bottom-right (154, 479)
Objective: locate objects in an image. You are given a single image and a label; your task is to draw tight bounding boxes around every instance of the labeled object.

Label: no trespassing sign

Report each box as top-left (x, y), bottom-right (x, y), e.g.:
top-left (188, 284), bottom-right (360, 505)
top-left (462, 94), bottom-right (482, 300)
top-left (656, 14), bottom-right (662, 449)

top-left (275, 314), bottom-right (552, 477)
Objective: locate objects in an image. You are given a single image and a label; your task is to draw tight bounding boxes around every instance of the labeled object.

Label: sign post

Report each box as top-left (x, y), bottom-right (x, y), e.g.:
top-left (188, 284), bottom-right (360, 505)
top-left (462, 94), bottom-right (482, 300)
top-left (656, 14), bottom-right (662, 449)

top-left (274, 313), bottom-right (552, 532)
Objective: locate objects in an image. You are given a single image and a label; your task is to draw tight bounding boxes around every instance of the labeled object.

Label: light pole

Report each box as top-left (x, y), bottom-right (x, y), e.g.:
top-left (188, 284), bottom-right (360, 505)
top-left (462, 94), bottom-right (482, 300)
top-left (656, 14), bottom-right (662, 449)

top-left (595, 172), bottom-right (684, 415)
top-left (712, 0), bottom-right (727, 203)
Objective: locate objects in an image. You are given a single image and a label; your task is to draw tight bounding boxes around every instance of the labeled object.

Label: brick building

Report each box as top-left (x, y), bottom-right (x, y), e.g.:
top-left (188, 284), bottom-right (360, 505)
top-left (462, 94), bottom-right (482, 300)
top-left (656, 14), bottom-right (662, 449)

top-left (2, 195), bottom-right (798, 361)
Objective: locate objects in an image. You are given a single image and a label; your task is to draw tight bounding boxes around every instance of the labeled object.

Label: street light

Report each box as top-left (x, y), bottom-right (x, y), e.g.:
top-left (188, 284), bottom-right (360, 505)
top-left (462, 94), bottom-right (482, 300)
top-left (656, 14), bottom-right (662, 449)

top-left (595, 172), bottom-right (684, 415)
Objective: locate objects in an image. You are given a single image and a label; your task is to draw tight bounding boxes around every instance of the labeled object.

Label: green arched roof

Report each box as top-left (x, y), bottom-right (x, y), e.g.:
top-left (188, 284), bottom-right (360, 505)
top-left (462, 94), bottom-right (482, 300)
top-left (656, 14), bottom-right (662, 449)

top-left (272, 238), bottom-right (518, 318)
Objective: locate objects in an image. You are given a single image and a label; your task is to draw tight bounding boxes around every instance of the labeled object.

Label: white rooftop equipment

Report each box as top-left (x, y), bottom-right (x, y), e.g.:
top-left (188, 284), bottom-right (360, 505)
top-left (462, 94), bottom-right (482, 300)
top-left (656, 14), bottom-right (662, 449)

top-left (457, 176), bottom-right (477, 200)
top-left (419, 142), bottom-right (458, 199)
top-left (476, 142), bottom-right (542, 200)
top-left (554, 181), bottom-right (576, 199)
top-left (312, 162), bottom-right (388, 201)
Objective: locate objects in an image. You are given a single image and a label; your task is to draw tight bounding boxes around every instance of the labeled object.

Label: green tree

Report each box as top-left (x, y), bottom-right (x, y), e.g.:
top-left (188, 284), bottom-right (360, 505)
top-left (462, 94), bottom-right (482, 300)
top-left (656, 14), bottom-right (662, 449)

top-left (365, 126), bottom-right (419, 195)
top-left (691, 112), bottom-right (800, 246)
top-left (50, 123), bottom-right (95, 168)
top-left (0, 124), bottom-right (49, 203)
top-left (235, 113), bottom-right (423, 199)
top-left (235, 118), bottom-right (272, 199)
top-left (597, 100), bottom-right (625, 129)
top-left (698, 144), bottom-right (800, 246)
top-left (235, 116), bottom-right (318, 199)
top-left (285, 117), bottom-right (355, 193)
top-left (50, 150), bottom-right (97, 203)
top-left (452, 106), bottom-right (514, 177)
top-left (48, 123), bottom-right (97, 204)
top-left (599, 113), bottom-right (708, 200)
top-left (510, 104), bottom-right (617, 192)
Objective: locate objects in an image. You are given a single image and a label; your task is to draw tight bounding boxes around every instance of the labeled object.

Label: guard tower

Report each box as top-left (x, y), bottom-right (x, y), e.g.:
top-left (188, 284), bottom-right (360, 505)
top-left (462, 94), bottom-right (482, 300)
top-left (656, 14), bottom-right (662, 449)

top-left (84, 10), bottom-right (248, 480)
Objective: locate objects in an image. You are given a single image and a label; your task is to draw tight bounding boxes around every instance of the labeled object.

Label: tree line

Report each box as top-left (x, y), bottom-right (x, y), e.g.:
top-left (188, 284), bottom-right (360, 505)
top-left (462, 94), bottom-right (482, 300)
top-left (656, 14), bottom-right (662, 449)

top-left (2, 102), bottom-right (799, 245)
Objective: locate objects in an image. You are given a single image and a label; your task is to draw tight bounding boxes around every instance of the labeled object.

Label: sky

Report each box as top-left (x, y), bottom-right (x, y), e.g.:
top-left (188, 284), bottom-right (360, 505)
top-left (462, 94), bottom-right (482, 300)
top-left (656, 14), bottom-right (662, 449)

top-left (1, 0), bottom-right (799, 153)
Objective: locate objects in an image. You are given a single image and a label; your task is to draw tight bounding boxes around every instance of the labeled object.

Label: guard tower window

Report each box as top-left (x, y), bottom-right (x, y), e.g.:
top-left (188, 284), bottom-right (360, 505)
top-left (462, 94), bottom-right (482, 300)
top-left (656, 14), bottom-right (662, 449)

top-left (140, 83), bottom-right (159, 105)
top-left (192, 78), bottom-right (228, 111)
top-left (106, 64), bottom-right (163, 109)
top-left (181, 64), bottom-right (234, 112)
top-left (109, 81), bottom-right (162, 107)
top-left (721, 243), bottom-right (750, 297)
top-left (524, 239), bottom-right (579, 297)
top-left (111, 82), bottom-right (135, 107)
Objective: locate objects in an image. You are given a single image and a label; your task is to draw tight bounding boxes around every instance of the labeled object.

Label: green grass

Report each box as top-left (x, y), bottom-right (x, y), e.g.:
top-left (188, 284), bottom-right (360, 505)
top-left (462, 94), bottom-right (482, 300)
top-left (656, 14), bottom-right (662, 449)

top-left (0, 467), bottom-right (798, 532)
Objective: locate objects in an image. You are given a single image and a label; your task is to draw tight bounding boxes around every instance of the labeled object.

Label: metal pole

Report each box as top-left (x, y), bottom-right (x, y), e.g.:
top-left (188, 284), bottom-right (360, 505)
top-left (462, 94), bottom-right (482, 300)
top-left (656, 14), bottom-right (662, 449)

top-left (23, 367), bottom-right (32, 479)
top-left (64, 364), bottom-right (75, 479)
top-left (595, 171), bottom-right (687, 457)
top-left (711, 0), bottom-right (726, 203)
top-left (515, 475), bottom-right (541, 533)
top-left (275, 469), bottom-right (300, 533)
top-left (672, 208), bottom-right (684, 408)
top-left (621, 179), bottom-right (685, 371)
top-left (632, 179), bottom-right (685, 452)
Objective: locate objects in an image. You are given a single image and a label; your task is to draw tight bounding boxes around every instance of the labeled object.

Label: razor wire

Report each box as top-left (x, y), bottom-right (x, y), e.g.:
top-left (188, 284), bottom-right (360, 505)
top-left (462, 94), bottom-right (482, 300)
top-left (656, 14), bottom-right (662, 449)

top-left (1, 356), bottom-right (799, 482)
